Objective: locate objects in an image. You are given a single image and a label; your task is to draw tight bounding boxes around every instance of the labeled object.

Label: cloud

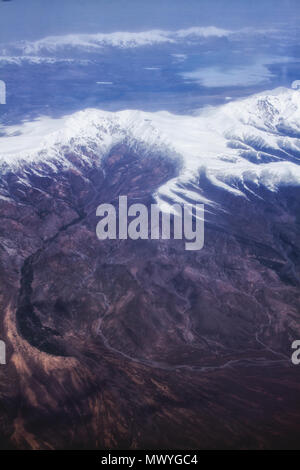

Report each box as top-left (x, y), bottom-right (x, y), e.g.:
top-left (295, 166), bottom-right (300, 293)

top-left (181, 56), bottom-right (299, 88)
top-left (182, 64), bottom-right (274, 88)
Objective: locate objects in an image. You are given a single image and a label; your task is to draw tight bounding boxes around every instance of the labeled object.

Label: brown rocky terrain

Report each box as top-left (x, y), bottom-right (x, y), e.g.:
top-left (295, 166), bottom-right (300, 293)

top-left (0, 141), bottom-right (299, 449)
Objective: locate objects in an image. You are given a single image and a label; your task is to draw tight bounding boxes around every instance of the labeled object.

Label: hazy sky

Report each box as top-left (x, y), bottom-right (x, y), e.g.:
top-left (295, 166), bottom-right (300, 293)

top-left (0, 0), bottom-right (300, 42)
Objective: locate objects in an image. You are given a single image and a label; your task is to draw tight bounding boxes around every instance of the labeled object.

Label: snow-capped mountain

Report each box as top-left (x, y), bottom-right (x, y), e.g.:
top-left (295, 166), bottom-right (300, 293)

top-left (0, 26), bottom-right (232, 56)
top-left (1, 84), bottom-right (300, 450)
top-left (1, 87), bottom-right (300, 208)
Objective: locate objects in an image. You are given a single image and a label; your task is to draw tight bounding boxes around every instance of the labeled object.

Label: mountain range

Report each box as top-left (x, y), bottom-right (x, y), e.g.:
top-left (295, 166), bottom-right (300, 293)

top-left (0, 87), bottom-right (299, 449)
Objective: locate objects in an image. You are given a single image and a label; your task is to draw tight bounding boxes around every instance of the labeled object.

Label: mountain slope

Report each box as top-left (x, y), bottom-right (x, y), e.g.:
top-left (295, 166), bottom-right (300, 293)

top-left (0, 88), bottom-right (299, 449)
